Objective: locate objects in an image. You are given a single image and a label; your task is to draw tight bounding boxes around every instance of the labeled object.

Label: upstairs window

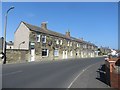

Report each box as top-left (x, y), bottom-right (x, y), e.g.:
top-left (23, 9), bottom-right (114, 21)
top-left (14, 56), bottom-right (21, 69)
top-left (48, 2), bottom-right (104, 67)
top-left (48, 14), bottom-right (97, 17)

top-left (56, 39), bottom-right (59, 44)
top-left (60, 40), bottom-right (62, 45)
top-left (70, 42), bottom-right (72, 46)
top-left (77, 43), bottom-right (79, 47)
top-left (36, 34), bottom-right (40, 42)
top-left (30, 42), bottom-right (35, 49)
top-left (42, 35), bottom-right (46, 43)
top-left (67, 41), bottom-right (70, 46)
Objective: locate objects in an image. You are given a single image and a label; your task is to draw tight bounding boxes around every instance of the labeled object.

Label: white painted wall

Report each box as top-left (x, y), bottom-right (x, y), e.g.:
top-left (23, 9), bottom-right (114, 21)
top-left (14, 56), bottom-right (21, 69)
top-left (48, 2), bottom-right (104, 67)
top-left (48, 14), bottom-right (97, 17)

top-left (6, 45), bottom-right (14, 49)
top-left (14, 22), bottom-right (30, 50)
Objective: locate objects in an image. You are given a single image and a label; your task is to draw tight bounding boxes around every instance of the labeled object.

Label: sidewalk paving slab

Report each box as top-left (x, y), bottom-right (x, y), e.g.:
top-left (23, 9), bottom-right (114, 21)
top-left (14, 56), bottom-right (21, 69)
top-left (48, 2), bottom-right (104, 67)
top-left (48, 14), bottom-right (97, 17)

top-left (70, 61), bottom-right (110, 88)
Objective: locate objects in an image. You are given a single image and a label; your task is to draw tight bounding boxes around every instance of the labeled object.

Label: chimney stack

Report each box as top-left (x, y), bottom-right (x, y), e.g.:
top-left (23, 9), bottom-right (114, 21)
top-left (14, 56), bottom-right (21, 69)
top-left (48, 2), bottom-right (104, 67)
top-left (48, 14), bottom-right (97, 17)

top-left (65, 30), bottom-right (70, 38)
top-left (79, 38), bottom-right (83, 41)
top-left (41, 22), bottom-right (47, 29)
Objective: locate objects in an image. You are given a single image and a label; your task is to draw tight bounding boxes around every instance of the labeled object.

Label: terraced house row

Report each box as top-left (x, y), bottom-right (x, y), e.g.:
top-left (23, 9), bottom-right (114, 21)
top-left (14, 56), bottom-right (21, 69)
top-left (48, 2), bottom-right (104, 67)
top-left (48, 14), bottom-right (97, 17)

top-left (14, 21), bottom-right (98, 62)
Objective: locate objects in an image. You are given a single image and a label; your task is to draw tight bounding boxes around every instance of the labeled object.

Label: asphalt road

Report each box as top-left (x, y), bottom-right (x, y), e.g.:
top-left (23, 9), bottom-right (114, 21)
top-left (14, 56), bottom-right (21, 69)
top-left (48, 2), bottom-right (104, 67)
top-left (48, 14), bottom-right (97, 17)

top-left (2, 57), bottom-right (106, 88)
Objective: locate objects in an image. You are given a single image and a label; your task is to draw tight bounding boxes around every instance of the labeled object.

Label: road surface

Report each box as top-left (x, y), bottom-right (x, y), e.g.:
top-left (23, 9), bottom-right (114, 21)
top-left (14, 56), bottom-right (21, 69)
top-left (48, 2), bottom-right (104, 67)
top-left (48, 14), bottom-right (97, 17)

top-left (2, 57), bottom-right (109, 88)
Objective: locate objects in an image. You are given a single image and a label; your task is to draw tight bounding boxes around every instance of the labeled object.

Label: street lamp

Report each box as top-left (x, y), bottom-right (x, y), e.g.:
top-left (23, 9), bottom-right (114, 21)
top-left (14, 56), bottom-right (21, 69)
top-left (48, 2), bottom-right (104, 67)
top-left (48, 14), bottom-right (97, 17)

top-left (19, 41), bottom-right (25, 49)
top-left (2, 6), bottom-right (15, 64)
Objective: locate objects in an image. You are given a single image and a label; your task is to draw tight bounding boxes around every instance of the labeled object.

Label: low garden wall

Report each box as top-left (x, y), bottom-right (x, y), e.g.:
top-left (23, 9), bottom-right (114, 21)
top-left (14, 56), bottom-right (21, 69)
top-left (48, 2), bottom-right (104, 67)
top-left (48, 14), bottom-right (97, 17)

top-left (6, 49), bottom-right (30, 64)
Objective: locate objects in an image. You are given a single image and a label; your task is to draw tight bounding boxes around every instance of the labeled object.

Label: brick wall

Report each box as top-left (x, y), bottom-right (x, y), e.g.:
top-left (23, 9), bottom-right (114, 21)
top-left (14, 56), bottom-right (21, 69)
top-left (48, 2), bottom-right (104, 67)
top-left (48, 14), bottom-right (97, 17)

top-left (105, 57), bottom-right (120, 90)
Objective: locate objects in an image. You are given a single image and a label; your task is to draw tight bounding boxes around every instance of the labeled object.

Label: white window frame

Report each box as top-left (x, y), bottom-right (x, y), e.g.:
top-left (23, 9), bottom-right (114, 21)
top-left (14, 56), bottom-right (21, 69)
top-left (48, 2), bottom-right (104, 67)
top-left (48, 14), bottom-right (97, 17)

top-left (36, 34), bottom-right (40, 42)
top-left (70, 42), bottom-right (72, 46)
top-left (30, 42), bottom-right (35, 49)
top-left (54, 49), bottom-right (59, 56)
top-left (77, 43), bottom-right (79, 47)
top-left (56, 39), bottom-right (59, 44)
top-left (67, 41), bottom-right (70, 46)
top-left (42, 35), bottom-right (46, 43)
top-left (42, 49), bottom-right (49, 57)
top-left (60, 40), bottom-right (62, 45)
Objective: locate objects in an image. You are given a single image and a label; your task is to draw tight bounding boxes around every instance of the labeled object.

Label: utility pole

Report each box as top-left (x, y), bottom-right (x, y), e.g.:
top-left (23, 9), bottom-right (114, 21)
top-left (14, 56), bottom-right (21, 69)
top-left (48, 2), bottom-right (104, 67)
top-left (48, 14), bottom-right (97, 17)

top-left (2, 6), bottom-right (14, 64)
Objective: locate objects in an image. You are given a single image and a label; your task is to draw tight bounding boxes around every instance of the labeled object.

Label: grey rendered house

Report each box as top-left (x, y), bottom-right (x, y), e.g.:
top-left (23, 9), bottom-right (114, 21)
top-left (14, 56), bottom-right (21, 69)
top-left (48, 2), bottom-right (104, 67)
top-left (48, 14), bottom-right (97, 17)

top-left (14, 21), bottom-right (98, 62)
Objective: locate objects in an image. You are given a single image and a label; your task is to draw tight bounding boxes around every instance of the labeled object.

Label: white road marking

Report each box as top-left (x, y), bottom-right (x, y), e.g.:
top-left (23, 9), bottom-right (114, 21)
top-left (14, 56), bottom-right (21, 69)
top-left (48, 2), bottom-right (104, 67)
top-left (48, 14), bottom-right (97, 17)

top-left (67, 64), bottom-right (95, 88)
top-left (2, 70), bottom-right (22, 76)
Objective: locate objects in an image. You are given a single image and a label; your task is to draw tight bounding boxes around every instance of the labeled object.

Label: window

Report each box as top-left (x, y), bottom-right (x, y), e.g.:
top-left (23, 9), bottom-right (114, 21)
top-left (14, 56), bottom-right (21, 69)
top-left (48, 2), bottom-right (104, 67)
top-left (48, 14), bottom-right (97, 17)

top-left (70, 42), bottom-right (72, 46)
top-left (76, 51), bottom-right (79, 56)
top-left (77, 43), bottom-right (79, 47)
top-left (42, 35), bottom-right (46, 43)
top-left (67, 41), bottom-right (70, 46)
top-left (36, 34), bottom-right (40, 42)
top-left (56, 39), bottom-right (59, 44)
top-left (54, 49), bottom-right (59, 56)
top-left (60, 40), bottom-right (62, 45)
top-left (30, 42), bottom-right (35, 49)
top-left (42, 49), bottom-right (48, 56)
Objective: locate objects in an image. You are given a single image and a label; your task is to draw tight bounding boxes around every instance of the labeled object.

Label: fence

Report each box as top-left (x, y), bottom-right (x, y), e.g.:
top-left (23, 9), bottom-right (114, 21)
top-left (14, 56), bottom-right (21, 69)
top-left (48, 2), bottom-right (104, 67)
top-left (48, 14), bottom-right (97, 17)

top-left (105, 56), bottom-right (120, 90)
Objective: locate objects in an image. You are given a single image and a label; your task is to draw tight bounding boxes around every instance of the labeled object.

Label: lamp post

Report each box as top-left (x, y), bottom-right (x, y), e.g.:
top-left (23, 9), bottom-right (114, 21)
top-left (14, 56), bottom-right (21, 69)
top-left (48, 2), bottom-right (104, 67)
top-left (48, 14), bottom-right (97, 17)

top-left (19, 41), bottom-right (25, 49)
top-left (2, 6), bottom-right (15, 64)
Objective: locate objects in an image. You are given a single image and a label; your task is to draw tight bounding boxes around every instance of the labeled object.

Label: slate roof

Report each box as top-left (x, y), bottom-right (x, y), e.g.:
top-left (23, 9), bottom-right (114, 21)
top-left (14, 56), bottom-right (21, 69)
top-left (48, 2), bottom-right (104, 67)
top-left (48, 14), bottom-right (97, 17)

top-left (23, 21), bottom-right (70, 39)
top-left (22, 21), bottom-right (97, 47)
top-left (6, 41), bottom-right (14, 45)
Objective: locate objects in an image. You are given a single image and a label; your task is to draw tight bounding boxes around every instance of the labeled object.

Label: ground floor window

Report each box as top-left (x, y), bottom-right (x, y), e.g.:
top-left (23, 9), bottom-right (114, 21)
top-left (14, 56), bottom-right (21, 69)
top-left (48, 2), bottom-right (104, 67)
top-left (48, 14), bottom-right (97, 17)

top-left (42, 49), bottom-right (49, 56)
top-left (76, 51), bottom-right (79, 56)
top-left (54, 49), bottom-right (59, 56)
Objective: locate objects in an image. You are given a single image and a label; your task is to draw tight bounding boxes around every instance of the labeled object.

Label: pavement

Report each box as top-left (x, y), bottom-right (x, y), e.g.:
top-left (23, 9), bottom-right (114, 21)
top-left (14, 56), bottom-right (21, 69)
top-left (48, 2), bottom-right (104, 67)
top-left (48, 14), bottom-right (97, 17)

top-left (2, 57), bottom-right (110, 88)
top-left (70, 60), bottom-right (110, 88)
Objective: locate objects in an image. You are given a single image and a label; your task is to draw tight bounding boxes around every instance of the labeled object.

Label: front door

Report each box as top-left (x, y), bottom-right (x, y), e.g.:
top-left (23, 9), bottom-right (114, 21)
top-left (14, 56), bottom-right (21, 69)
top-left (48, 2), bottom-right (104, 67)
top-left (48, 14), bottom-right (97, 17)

top-left (31, 49), bottom-right (35, 61)
top-left (65, 51), bottom-right (67, 59)
top-left (63, 51), bottom-right (65, 59)
top-left (81, 52), bottom-right (83, 58)
top-left (63, 51), bottom-right (67, 59)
